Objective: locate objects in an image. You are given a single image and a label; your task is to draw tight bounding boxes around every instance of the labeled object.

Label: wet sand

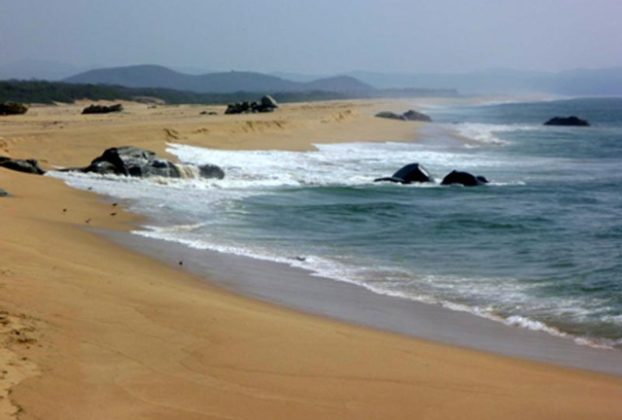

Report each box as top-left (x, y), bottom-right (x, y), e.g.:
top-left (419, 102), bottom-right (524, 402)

top-left (108, 231), bottom-right (622, 376)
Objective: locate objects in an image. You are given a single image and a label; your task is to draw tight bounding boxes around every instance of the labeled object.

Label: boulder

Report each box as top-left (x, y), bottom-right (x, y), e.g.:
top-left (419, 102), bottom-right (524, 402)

top-left (402, 110), bottom-right (432, 122)
top-left (441, 170), bottom-right (488, 187)
top-left (82, 104), bottom-right (124, 115)
top-left (374, 163), bottom-right (433, 184)
top-left (375, 111), bottom-right (404, 121)
top-left (375, 109), bottom-right (432, 122)
top-left (0, 188), bottom-right (8, 197)
top-left (83, 146), bottom-right (179, 177)
top-left (225, 102), bottom-right (250, 114)
top-left (198, 164), bottom-right (225, 179)
top-left (64, 146), bottom-right (225, 180)
top-left (225, 96), bottom-right (278, 114)
top-left (0, 156), bottom-right (45, 175)
top-left (0, 102), bottom-right (28, 116)
top-left (544, 116), bottom-right (590, 127)
top-left (260, 95), bottom-right (278, 110)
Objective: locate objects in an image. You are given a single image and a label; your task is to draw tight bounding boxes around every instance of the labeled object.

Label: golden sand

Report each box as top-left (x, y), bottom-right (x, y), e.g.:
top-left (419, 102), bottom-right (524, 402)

top-left (1, 100), bottom-right (621, 419)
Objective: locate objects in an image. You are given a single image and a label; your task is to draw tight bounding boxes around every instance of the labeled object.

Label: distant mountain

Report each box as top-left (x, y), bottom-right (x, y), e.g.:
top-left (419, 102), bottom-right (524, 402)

top-left (0, 59), bottom-right (86, 81)
top-left (302, 75), bottom-right (372, 92)
top-left (349, 67), bottom-right (622, 96)
top-left (270, 71), bottom-right (326, 83)
top-left (64, 65), bottom-right (373, 94)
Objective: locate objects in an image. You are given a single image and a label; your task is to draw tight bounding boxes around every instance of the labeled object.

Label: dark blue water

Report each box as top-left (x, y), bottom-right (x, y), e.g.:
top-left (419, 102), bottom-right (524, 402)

top-left (58, 97), bottom-right (622, 348)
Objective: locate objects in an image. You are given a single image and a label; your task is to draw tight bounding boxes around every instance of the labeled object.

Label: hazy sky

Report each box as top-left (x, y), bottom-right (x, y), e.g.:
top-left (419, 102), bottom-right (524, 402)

top-left (1, 0), bottom-right (621, 74)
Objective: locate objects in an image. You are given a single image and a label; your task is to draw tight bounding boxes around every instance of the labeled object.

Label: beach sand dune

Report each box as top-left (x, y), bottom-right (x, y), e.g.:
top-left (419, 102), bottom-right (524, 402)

top-left (1, 100), bottom-right (621, 419)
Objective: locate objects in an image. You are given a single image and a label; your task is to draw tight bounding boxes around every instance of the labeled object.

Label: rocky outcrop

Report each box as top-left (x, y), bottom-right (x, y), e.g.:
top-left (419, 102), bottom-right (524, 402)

top-left (544, 116), bottom-right (590, 127)
top-left (374, 163), bottom-right (433, 184)
top-left (198, 164), bottom-right (225, 179)
top-left (0, 156), bottom-right (45, 175)
top-left (84, 147), bottom-right (180, 177)
top-left (375, 111), bottom-right (403, 120)
top-left (0, 188), bottom-right (8, 197)
top-left (0, 102), bottom-right (28, 116)
top-left (82, 104), bottom-right (124, 114)
top-left (402, 110), bottom-right (432, 122)
top-left (441, 170), bottom-right (488, 186)
top-left (225, 95), bottom-right (279, 114)
top-left (375, 109), bottom-right (432, 122)
top-left (63, 146), bottom-right (225, 180)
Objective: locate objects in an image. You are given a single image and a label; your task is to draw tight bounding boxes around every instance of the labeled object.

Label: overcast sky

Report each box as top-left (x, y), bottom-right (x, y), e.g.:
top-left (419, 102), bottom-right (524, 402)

top-left (1, 0), bottom-right (621, 74)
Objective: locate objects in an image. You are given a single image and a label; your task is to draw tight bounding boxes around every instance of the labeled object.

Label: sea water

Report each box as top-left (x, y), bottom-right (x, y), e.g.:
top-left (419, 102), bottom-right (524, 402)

top-left (53, 98), bottom-right (622, 349)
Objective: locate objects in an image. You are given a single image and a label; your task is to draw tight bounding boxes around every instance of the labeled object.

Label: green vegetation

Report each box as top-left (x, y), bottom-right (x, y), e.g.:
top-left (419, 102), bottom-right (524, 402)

top-left (0, 80), bottom-right (457, 106)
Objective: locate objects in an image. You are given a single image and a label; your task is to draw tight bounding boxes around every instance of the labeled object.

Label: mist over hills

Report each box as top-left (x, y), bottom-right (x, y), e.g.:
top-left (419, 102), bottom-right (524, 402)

top-left (2, 60), bottom-right (621, 96)
top-left (63, 65), bottom-right (373, 94)
top-left (62, 65), bottom-right (622, 96)
top-left (0, 59), bottom-right (86, 81)
top-left (348, 68), bottom-right (622, 96)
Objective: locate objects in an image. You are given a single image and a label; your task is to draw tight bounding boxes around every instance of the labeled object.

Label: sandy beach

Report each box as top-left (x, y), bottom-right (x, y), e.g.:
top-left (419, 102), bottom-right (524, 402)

top-left (1, 100), bottom-right (622, 419)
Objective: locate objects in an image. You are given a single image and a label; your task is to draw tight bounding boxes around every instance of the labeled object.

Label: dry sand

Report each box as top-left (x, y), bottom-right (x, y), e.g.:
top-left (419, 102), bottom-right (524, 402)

top-left (1, 100), bottom-right (621, 419)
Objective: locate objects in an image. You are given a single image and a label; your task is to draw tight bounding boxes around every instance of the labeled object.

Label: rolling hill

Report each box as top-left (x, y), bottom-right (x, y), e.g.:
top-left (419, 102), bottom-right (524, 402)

top-left (64, 65), bottom-right (374, 94)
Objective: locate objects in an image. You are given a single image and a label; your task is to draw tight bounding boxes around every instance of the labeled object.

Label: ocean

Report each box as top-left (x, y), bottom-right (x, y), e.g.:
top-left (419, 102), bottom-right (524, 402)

top-left (53, 97), bottom-right (622, 350)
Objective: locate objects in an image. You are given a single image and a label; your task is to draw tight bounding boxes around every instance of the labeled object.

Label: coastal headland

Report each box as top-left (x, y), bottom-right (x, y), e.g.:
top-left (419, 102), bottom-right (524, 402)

top-left (1, 99), bottom-right (621, 419)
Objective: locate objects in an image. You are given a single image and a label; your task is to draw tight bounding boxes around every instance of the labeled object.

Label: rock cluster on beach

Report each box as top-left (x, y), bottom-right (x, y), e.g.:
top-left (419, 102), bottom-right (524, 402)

top-left (82, 104), bottom-right (124, 115)
top-left (0, 187), bottom-right (9, 197)
top-left (0, 156), bottom-right (46, 175)
top-left (544, 116), bottom-right (590, 126)
top-left (225, 95), bottom-right (278, 114)
top-left (63, 146), bottom-right (225, 179)
top-left (375, 109), bottom-right (432, 122)
top-left (374, 163), bottom-right (488, 187)
top-left (0, 102), bottom-right (28, 116)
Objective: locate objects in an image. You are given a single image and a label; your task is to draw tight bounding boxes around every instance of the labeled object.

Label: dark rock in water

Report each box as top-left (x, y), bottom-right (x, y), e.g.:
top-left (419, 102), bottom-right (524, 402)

top-left (544, 116), bottom-right (590, 127)
top-left (225, 95), bottom-right (279, 114)
top-left (375, 109), bottom-right (432, 122)
top-left (62, 146), bottom-right (225, 180)
top-left (0, 156), bottom-right (45, 175)
top-left (441, 170), bottom-right (488, 186)
top-left (0, 102), bottom-right (28, 116)
top-left (198, 164), bottom-right (225, 179)
top-left (82, 104), bottom-right (124, 115)
top-left (402, 110), bottom-right (432, 122)
top-left (0, 188), bottom-right (9, 197)
top-left (374, 163), bottom-right (433, 184)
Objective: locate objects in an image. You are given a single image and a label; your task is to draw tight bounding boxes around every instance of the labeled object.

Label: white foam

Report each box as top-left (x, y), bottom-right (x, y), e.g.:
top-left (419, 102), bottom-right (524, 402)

top-left (166, 141), bottom-right (516, 187)
top-left (451, 122), bottom-right (537, 146)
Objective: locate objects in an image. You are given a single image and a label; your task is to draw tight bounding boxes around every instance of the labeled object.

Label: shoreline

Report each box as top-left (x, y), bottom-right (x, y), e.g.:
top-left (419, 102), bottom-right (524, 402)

top-left (104, 228), bottom-right (622, 376)
top-left (3, 99), bottom-right (622, 419)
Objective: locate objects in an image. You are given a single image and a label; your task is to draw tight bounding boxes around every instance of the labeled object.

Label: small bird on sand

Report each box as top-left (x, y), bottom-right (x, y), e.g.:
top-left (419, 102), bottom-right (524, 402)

top-left (110, 212), bottom-right (117, 216)
top-left (85, 218), bottom-right (91, 224)
top-left (62, 208), bottom-right (67, 213)
top-left (112, 202), bottom-right (118, 207)
top-left (178, 261), bottom-right (183, 266)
